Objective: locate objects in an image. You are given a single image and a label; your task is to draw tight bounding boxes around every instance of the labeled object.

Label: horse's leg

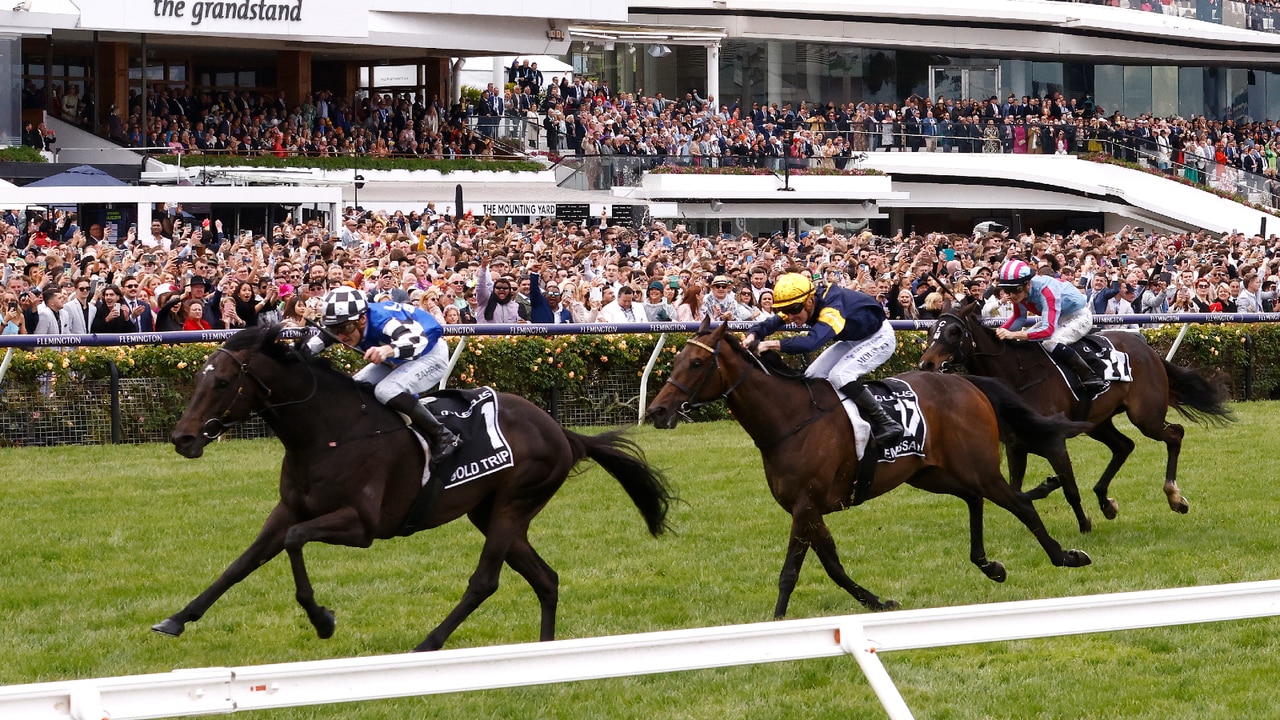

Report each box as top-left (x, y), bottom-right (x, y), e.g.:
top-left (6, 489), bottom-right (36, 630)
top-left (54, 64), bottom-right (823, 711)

top-left (500, 537), bottom-right (559, 642)
top-left (152, 502), bottom-right (296, 637)
top-left (1005, 444), bottom-right (1030, 492)
top-left (978, 476), bottom-right (1092, 569)
top-left (1088, 419), bottom-right (1135, 520)
top-left (961, 492), bottom-right (1006, 582)
top-left (774, 531), bottom-right (810, 619)
top-left (1023, 441), bottom-right (1091, 535)
top-left (789, 507), bottom-right (898, 613)
top-left (280, 506), bottom-right (375, 639)
top-left (1131, 413), bottom-right (1189, 514)
top-left (415, 511), bottom-right (524, 652)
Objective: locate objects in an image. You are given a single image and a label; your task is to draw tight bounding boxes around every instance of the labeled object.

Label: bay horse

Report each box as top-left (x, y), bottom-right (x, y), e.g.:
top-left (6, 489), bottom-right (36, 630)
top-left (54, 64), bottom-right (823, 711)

top-left (156, 324), bottom-right (673, 651)
top-left (646, 318), bottom-right (1091, 617)
top-left (918, 302), bottom-right (1231, 526)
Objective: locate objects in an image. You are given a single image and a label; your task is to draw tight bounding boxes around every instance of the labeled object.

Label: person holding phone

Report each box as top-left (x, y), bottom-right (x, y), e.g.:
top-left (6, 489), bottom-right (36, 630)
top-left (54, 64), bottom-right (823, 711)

top-left (90, 284), bottom-right (136, 333)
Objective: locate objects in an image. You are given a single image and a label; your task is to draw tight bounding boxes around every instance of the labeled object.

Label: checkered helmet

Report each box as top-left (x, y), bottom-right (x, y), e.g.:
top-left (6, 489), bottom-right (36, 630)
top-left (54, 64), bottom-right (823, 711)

top-left (321, 287), bottom-right (367, 327)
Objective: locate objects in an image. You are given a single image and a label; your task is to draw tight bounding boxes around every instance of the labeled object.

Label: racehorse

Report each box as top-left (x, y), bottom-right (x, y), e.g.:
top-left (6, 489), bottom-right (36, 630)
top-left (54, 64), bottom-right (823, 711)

top-left (646, 318), bottom-right (1091, 617)
top-left (157, 324), bottom-right (673, 651)
top-left (918, 302), bottom-right (1231, 526)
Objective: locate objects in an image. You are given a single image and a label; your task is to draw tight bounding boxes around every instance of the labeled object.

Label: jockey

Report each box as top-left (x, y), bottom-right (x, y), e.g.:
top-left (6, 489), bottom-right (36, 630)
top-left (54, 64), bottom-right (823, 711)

top-left (743, 272), bottom-right (904, 447)
top-left (306, 287), bottom-right (460, 463)
top-left (994, 259), bottom-right (1105, 393)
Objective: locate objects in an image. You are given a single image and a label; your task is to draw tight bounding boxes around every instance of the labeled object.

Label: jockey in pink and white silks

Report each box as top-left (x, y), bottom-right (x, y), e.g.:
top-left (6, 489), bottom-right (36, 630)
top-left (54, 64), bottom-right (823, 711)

top-left (993, 259), bottom-right (1105, 393)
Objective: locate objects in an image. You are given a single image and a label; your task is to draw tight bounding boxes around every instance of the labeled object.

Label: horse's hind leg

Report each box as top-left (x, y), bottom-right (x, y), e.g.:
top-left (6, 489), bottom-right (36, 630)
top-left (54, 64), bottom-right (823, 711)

top-left (980, 476), bottom-right (1092, 569)
top-left (502, 537), bottom-right (559, 642)
top-left (1088, 419), bottom-right (1136, 520)
top-left (1022, 441), bottom-right (1091, 535)
top-left (152, 502), bottom-right (296, 637)
top-left (1133, 414), bottom-right (1188, 514)
top-left (416, 511), bottom-right (524, 652)
top-left (787, 509), bottom-right (898, 615)
top-left (774, 532), bottom-right (810, 619)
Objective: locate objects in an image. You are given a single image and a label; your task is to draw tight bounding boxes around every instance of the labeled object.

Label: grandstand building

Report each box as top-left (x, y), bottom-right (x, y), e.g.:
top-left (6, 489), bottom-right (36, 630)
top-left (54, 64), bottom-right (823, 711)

top-left (1, 0), bottom-right (1277, 235)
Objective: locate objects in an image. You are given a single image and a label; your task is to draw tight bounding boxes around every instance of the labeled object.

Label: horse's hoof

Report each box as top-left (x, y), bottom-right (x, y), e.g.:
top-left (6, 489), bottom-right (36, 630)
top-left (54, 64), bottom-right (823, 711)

top-left (876, 598), bottom-right (900, 611)
top-left (1171, 498), bottom-right (1190, 515)
top-left (1101, 498), bottom-right (1119, 520)
top-left (1079, 517), bottom-right (1093, 535)
top-left (1065, 549), bottom-right (1093, 567)
top-left (980, 561), bottom-right (1007, 583)
top-left (1025, 476), bottom-right (1061, 501)
top-left (151, 618), bottom-right (185, 637)
top-left (413, 638), bottom-right (443, 653)
top-left (313, 607), bottom-right (336, 640)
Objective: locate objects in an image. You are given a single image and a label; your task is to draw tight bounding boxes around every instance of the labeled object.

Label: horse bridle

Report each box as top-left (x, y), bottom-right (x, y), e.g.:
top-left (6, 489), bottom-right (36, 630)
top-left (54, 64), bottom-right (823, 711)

top-left (929, 314), bottom-right (975, 371)
top-left (662, 337), bottom-right (751, 414)
top-left (199, 346), bottom-right (318, 440)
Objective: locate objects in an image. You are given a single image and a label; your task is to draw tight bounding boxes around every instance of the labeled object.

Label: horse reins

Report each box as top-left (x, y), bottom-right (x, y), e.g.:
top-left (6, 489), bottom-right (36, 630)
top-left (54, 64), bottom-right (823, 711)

top-left (662, 337), bottom-right (751, 415)
top-left (200, 346), bottom-right (319, 439)
top-left (664, 336), bottom-right (833, 447)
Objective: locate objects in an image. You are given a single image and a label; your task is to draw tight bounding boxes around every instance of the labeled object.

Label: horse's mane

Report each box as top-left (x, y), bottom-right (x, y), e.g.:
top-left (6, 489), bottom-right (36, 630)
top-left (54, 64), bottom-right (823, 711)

top-left (224, 324), bottom-right (369, 393)
top-left (697, 328), bottom-right (809, 383)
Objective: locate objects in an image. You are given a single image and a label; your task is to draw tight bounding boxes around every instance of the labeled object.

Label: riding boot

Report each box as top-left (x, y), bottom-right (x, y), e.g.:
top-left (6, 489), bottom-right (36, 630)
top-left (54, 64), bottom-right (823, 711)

top-left (1051, 344), bottom-right (1105, 394)
top-left (841, 381), bottom-right (905, 448)
top-left (386, 392), bottom-right (461, 465)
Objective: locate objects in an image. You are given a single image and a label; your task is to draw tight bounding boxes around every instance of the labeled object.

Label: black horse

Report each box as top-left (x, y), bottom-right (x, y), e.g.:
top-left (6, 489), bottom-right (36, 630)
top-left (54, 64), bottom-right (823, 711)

top-left (156, 324), bottom-right (673, 651)
top-left (919, 302), bottom-right (1231, 527)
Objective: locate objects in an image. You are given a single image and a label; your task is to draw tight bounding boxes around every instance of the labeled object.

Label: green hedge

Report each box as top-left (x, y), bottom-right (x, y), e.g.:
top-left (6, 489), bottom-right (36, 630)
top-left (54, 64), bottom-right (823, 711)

top-left (152, 154), bottom-right (545, 173)
top-left (0, 145), bottom-right (47, 163)
top-left (2, 322), bottom-right (1272, 408)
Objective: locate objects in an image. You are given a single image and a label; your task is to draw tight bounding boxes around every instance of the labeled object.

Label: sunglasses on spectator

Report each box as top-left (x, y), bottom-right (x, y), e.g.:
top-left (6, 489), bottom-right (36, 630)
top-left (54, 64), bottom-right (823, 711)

top-left (76, 285), bottom-right (89, 291)
top-left (124, 283), bottom-right (139, 289)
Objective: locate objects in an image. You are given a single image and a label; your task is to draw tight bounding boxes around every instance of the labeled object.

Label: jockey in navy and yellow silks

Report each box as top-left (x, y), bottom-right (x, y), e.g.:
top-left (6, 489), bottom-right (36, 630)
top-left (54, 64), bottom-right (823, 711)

top-left (744, 273), bottom-right (904, 447)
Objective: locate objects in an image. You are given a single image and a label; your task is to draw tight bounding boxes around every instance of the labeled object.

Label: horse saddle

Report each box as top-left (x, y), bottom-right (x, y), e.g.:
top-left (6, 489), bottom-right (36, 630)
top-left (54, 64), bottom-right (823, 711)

top-left (845, 378), bottom-right (929, 507)
top-left (397, 387), bottom-right (515, 536)
top-left (1051, 335), bottom-right (1133, 400)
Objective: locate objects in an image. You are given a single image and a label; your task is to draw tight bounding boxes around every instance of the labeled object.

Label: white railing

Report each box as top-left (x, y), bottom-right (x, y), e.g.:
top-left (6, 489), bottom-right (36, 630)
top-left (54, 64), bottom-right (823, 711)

top-left (3, 579), bottom-right (1278, 720)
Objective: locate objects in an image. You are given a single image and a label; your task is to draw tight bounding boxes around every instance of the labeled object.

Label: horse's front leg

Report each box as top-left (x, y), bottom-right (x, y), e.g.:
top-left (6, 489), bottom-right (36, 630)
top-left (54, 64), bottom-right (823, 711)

top-left (282, 506), bottom-right (376, 640)
top-left (152, 502), bottom-right (297, 637)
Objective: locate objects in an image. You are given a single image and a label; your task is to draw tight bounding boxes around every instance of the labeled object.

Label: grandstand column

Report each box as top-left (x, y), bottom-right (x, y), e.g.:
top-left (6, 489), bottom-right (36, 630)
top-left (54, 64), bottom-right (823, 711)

top-left (767, 41), bottom-right (782, 108)
top-left (707, 43), bottom-right (720, 111)
top-left (94, 38), bottom-right (131, 132)
top-left (277, 51), bottom-right (313, 118)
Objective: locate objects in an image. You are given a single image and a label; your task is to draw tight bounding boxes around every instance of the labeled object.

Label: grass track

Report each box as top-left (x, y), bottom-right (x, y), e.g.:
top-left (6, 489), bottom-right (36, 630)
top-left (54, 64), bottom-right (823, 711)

top-left (2, 402), bottom-right (1279, 719)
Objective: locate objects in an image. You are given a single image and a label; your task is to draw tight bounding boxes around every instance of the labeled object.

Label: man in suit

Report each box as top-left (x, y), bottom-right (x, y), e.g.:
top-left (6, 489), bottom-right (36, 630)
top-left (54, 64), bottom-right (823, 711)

top-left (119, 275), bottom-right (154, 332)
top-left (63, 277), bottom-right (96, 334)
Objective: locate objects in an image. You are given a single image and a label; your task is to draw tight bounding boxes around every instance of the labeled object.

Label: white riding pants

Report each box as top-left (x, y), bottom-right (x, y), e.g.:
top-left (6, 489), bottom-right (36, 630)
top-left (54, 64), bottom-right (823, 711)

top-left (353, 340), bottom-right (450, 404)
top-left (804, 322), bottom-right (897, 390)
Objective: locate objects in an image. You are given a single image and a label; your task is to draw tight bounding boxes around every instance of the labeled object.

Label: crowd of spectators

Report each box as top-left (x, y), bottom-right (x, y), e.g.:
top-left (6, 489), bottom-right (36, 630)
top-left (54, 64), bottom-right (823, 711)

top-left (5, 203), bottom-right (1278, 343)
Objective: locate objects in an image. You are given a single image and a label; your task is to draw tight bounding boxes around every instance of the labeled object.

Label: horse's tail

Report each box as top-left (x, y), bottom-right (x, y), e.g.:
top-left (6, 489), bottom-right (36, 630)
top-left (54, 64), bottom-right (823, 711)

top-left (566, 429), bottom-right (674, 536)
top-left (961, 375), bottom-right (1092, 455)
top-left (1163, 360), bottom-right (1235, 426)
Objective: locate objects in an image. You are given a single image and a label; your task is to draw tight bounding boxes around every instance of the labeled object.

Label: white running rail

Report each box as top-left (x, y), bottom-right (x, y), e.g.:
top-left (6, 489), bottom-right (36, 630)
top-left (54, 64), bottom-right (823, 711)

top-left (4, 580), bottom-right (1279, 720)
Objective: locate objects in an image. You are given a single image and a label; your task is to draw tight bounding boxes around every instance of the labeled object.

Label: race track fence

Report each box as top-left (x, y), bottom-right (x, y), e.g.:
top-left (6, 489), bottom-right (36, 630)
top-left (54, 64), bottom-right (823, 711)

top-left (1, 313), bottom-right (1278, 443)
top-left (2, 580), bottom-right (1278, 720)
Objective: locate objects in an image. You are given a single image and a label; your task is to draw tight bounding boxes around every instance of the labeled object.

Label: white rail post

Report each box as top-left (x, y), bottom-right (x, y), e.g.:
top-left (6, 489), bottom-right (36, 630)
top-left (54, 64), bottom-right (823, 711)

top-left (637, 333), bottom-right (668, 425)
top-left (839, 621), bottom-right (916, 720)
top-left (1166, 323), bottom-right (1192, 362)
top-left (440, 336), bottom-right (468, 391)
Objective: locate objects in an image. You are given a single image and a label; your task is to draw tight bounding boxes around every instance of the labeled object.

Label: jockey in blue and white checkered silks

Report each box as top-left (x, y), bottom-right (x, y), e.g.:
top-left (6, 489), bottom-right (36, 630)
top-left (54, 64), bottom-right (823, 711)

top-left (306, 287), bottom-right (460, 464)
top-left (994, 259), bottom-right (1105, 394)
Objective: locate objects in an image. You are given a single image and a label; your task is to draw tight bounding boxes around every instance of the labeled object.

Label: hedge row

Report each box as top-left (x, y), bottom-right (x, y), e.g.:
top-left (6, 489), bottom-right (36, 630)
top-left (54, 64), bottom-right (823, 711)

top-left (1, 322), bottom-right (1273, 406)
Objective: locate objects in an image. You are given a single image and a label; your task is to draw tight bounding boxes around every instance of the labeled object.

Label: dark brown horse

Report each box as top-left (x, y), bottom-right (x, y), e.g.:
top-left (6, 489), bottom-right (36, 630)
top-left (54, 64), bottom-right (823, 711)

top-left (157, 324), bottom-right (672, 651)
top-left (918, 302), bottom-right (1231, 526)
top-left (646, 319), bottom-right (1091, 617)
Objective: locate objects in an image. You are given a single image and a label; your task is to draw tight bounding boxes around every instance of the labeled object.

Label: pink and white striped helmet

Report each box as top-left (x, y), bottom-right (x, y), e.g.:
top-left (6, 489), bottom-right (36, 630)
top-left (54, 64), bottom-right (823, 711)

top-left (996, 260), bottom-right (1033, 288)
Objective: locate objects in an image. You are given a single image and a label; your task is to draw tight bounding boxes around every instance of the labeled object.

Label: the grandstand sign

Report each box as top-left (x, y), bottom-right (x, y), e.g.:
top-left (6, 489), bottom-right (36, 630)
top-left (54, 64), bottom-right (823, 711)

top-left (79, 0), bottom-right (369, 38)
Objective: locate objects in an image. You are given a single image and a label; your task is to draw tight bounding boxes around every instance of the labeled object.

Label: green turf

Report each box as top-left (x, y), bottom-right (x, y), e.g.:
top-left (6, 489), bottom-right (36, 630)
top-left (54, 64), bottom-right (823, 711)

top-left (1, 402), bottom-right (1278, 719)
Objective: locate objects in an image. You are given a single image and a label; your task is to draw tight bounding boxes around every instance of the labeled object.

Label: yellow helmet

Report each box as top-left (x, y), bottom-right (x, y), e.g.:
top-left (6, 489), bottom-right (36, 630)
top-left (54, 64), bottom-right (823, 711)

top-left (772, 273), bottom-right (816, 315)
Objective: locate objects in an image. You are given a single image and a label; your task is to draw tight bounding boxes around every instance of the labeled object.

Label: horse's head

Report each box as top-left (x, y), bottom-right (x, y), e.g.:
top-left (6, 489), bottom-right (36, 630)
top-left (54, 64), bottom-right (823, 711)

top-left (171, 325), bottom-right (288, 458)
top-left (919, 307), bottom-right (979, 372)
top-left (647, 316), bottom-right (739, 429)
